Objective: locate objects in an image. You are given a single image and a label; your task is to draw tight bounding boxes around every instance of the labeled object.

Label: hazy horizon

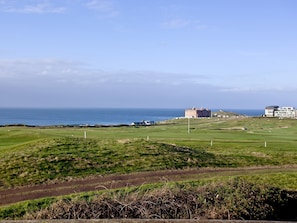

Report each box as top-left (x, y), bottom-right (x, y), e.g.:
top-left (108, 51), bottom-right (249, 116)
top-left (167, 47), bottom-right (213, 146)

top-left (0, 106), bottom-right (266, 110)
top-left (1, 0), bottom-right (296, 108)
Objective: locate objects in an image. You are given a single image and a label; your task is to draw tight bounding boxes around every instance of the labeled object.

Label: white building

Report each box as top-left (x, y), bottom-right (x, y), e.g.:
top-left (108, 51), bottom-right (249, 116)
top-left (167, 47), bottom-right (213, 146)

top-left (265, 106), bottom-right (296, 118)
top-left (265, 106), bottom-right (279, 117)
top-left (274, 107), bottom-right (296, 118)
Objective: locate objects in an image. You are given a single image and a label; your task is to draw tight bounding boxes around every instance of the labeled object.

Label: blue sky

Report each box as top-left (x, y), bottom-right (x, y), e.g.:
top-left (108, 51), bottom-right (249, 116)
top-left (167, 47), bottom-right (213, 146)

top-left (0, 0), bottom-right (296, 108)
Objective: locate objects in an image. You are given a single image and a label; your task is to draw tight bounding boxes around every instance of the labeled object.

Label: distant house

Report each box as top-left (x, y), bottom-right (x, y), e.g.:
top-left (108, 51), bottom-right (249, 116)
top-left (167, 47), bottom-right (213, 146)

top-left (265, 105), bottom-right (296, 118)
top-left (265, 106), bottom-right (279, 117)
top-left (130, 120), bottom-right (154, 126)
top-left (185, 107), bottom-right (211, 118)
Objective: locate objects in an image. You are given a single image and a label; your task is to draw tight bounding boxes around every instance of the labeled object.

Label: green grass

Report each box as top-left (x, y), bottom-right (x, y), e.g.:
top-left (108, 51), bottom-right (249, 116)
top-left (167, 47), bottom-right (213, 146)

top-left (0, 197), bottom-right (57, 220)
top-left (1, 174), bottom-right (297, 220)
top-left (0, 137), bottom-right (217, 187)
top-left (1, 117), bottom-right (297, 188)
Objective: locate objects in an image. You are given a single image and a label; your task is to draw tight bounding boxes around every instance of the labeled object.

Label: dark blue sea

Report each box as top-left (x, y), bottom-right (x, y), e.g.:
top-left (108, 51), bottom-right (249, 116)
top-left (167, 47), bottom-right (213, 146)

top-left (0, 108), bottom-right (264, 126)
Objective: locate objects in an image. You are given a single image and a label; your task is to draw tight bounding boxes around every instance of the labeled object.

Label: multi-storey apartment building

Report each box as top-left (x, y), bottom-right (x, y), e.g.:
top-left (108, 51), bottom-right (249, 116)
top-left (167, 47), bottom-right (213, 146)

top-left (274, 107), bottom-right (296, 118)
top-left (265, 106), bottom-right (296, 118)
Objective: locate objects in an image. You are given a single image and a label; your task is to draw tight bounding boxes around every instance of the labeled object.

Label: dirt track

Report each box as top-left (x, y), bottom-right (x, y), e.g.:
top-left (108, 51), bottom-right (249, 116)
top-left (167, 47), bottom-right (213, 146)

top-left (1, 166), bottom-right (296, 206)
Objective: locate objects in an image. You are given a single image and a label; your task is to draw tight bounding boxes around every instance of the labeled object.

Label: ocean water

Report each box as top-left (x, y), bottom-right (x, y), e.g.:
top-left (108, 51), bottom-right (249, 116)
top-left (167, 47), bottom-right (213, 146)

top-left (0, 108), bottom-right (264, 126)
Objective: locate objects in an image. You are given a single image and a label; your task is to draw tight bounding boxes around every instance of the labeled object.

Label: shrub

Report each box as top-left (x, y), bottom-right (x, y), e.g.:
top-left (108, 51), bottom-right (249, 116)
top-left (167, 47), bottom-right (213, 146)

top-left (25, 178), bottom-right (297, 220)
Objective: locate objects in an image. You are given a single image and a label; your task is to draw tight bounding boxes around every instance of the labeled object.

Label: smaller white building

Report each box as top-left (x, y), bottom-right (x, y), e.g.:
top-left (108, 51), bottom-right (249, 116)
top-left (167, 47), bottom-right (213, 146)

top-left (265, 106), bottom-right (279, 117)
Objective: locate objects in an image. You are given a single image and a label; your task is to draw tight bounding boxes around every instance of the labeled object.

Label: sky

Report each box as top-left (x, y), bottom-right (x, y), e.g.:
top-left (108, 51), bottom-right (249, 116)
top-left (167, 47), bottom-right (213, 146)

top-left (0, 0), bottom-right (297, 109)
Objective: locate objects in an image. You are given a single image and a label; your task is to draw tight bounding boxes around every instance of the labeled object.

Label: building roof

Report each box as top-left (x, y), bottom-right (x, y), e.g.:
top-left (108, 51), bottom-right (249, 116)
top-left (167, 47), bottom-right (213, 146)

top-left (265, 105), bottom-right (279, 109)
top-left (186, 107), bottom-right (210, 111)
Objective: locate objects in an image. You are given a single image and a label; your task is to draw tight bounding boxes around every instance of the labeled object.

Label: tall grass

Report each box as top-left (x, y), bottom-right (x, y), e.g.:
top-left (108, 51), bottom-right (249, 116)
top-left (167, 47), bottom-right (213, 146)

top-left (7, 178), bottom-right (297, 221)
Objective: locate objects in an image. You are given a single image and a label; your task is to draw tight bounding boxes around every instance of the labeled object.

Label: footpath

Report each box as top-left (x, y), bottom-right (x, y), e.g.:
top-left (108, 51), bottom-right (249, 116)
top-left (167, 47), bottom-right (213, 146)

top-left (1, 166), bottom-right (296, 206)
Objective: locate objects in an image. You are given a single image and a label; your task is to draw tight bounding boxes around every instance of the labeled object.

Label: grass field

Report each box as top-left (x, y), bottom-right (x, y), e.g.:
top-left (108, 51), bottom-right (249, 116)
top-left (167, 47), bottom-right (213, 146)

top-left (1, 117), bottom-right (297, 188)
top-left (1, 116), bottom-right (297, 220)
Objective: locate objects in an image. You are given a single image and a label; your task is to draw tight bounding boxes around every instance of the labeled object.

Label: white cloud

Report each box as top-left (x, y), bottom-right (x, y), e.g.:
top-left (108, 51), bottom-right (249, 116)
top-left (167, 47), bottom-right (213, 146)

top-left (0, 0), bottom-right (65, 14)
top-left (0, 59), bottom-right (218, 107)
top-left (0, 59), bottom-right (84, 83)
top-left (238, 50), bottom-right (269, 57)
top-left (2, 59), bottom-right (288, 96)
top-left (161, 18), bottom-right (208, 30)
top-left (0, 59), bottom-right (210, 88)
top-left (219, 87), bottom-right (257, 92)
top-left (219, 85), bottom-right (297, 93)
top-left (161, 18), bottom-right (191, 29)
top-left (1, 60), bottom-right (295, 108)
top-left (85, 0), bottom-right (118, 17)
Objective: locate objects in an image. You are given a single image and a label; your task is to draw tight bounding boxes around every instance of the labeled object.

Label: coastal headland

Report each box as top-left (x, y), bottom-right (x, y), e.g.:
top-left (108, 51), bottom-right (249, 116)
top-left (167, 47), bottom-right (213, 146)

top-left (1, 116), bottom-right (297, 220)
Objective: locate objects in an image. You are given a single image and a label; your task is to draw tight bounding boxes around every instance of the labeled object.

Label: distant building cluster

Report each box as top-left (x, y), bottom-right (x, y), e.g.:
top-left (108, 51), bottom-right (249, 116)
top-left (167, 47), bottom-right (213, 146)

top-left (185, 107), bottom-right (211, 118)
top-left (184, 105), bottom-right (297, 119)
top-left (131, 120), bottom-right (154, 126)
top-left (265, 106), bottom-right (297, 118)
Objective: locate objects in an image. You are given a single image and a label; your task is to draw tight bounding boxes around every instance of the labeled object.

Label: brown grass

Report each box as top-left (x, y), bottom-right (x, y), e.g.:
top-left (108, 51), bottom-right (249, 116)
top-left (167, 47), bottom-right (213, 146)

top-left (25, 179), bottom-right (297, 221)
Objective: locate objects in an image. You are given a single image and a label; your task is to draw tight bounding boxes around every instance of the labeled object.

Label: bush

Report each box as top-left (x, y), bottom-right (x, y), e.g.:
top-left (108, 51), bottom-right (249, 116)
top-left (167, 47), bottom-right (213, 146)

top-left (25, 178), bottom-right (297, 220)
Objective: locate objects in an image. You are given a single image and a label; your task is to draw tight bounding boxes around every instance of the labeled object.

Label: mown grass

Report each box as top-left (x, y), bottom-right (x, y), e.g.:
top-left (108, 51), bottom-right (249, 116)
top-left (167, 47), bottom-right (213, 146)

top-left (1, 117), bottom-right (297, 220)
top-left (1, 117), bottom-right (297, 188)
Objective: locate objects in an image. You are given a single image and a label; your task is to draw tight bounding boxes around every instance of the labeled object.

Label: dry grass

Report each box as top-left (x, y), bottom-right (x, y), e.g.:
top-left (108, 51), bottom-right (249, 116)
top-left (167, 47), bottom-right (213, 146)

top-left (24, 179), bottom-right (297, 221)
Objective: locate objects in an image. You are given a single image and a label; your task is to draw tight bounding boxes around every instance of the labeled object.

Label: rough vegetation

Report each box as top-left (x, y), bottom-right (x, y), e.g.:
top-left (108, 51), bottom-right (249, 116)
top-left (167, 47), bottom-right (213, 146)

top-left (1, 138), bottom-right (218, 188)
top-left (1, 117), bottom-right (297, 220)
top-left (1, 134), bottom-right (296, 189)
top-left (21, 179), bottom-right (297, 221)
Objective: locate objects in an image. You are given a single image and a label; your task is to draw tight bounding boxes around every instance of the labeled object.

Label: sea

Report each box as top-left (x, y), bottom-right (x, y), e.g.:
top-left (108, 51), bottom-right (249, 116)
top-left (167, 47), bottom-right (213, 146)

top-left (0, 108), bottom-right (264, 126)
